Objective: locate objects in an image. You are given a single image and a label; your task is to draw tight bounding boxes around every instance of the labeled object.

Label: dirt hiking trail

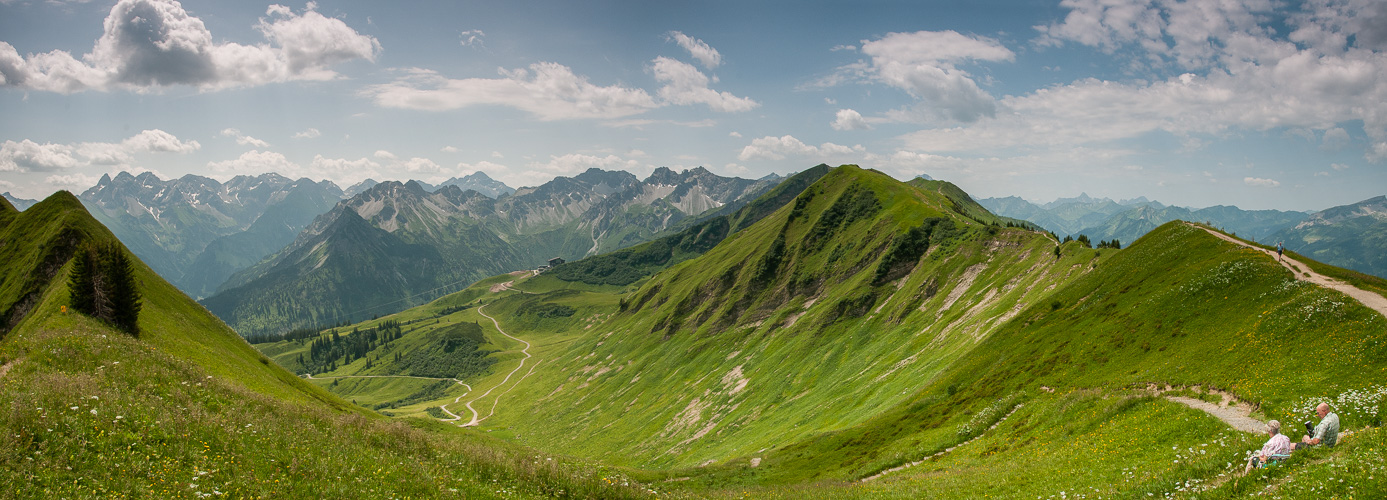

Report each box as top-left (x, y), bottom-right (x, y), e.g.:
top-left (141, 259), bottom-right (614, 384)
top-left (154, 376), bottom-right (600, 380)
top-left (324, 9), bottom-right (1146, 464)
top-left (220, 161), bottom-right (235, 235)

top-left (1189, 223), bottom-right (1387, 320)
top-left (461, 304), bottom-right (535, 427)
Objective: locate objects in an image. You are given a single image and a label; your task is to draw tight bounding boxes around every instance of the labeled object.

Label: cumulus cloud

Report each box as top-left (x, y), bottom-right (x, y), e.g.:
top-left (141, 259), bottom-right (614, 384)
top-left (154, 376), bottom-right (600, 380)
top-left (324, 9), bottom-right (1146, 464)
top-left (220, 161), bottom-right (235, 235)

top-left (831, 108), bottom-right (873, 130)
top-left (292, 128), bottom-right (321, 139)
top-left (207, 150), bottom-right (297, 175)
top-left (812, 31), bottom-right (1014, 123)
top-left (1, 129), bottom-right (198, 172)
top-left (0, 0), bottom-right (379, 93)
top-left (1020, 0), bottom-right (1387, 162)
top-left (738, 135), bottom-right (864, 161)
top-left (364, 64), bottom-right (658, 120)
top-left (0, 140), bottom-right (82, 171)
top-left (45, 173), bottom-right (100, 189)
top-left (1321, 127), bottom-right (1350, 151)
top-left (440, 145), bottom-right (459, 153)
top-left (651, 57), bottom-right (758, 112)
top-left (1244, 176), bottom-right (1281, 187)
top-left (667, 31), bottom-right (721, 69)
top-left (1331, 162), bottom-right (1350, 171)
top-left (221, 128), bottom-right (270, 148)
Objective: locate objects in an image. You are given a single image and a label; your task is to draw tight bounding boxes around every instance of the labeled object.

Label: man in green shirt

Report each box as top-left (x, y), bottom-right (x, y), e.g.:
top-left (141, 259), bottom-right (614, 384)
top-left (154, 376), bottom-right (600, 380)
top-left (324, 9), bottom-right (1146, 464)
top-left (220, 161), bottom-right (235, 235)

top-left (1297, 403), bottom-right (1339, 448)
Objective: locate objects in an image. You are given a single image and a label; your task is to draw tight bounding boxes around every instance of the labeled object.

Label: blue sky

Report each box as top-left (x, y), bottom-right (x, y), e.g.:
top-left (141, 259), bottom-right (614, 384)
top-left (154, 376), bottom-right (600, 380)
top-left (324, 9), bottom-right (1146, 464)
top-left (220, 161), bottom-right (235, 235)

top-left (1, 0), bottom-right (1384, 212)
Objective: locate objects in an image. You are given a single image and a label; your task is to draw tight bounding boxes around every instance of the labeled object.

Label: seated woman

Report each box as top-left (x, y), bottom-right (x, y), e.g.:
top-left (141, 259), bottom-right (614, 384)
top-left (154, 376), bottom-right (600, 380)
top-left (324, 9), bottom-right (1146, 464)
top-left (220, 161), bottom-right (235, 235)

top-left (1245, 420), bottom-right (1293, 473)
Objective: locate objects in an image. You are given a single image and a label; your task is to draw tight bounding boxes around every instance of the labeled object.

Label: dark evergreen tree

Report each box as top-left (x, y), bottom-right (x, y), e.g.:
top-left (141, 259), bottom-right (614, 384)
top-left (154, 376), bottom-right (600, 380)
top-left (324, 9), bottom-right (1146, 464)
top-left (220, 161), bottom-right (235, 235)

top-left (67, 243), bottom-right (141, 336)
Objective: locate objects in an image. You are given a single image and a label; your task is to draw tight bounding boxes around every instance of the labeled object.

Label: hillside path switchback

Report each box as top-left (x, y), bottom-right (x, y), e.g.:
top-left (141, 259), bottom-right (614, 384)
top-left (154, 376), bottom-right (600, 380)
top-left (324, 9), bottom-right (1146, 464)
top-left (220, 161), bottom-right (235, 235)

top-left (301, 373), bottom-right (473, 421)
top-left (1189, 222), bottom-right (1387, 320)
top-left (461, 304), bottom-right (535, 427)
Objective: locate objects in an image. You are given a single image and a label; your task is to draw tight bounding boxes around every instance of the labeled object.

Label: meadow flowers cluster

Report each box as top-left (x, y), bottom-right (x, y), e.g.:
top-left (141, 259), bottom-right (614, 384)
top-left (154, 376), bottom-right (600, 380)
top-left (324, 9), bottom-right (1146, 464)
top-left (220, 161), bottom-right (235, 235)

top-left (1295, 293), bottom-right (1348, 321)
top-left (1177, 259), bottom-right (1256, 296)
top-left (1290, 385), bottom-right (1387, 425)
top-left (955, 394), bottom-right (1021, 439)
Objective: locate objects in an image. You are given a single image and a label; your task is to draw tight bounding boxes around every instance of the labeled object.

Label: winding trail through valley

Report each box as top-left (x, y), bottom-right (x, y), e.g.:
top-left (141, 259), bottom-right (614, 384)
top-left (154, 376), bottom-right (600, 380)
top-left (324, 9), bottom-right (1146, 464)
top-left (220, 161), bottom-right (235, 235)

top-left (1189, 222), bottom-right (1387, 319)
top-left (461, 304), bottom-right (535, 427)
top-left (301, 373), bottom-right (473, 421)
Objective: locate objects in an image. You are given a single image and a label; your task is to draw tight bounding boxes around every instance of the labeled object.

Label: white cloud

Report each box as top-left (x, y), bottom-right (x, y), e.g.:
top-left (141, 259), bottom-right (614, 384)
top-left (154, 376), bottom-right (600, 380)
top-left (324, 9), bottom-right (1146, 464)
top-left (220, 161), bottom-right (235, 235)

top-left (729, 131), bottom-right (742, 138)
top-left (308, 155), bottom-right (380, 184)
top-left (1, 129), bottom-right (198, 172)
top-left (440, 145), bottom-right (459, 153)
top-left (0, 140), bottom-right (81, 171)
top-left (830, 44), bottom-right (857, 52)
top-left (207, 150), bottom-right (297, 175)
top-left (490, 151), bottom-right (504, 159)
top-left (738, 135), bottom-right (864, 161)
top-left (650, 57), bottom-right (758, 112)
top-left (1321, 127), bottom-right (1350, 151)
top-left (459, 29), bottom-right (485, 47)
top-left (831, 108), bottom-right (873, 130)
top-left (398, 157), bottom-right (441, 174)
top-left (45, 173), bottom-right (100, 189)
top-left (364, 63), bottom-right (658, 120)
top-left (221, 128), bottom-right (270, 148)
top-left (667, 31), bottom-right (721, 69)
top-left (1244, 176), bottom-right (1281, 187)
top-left (1019, 0), bottom-right (1387, 163)
top-left (0, 0), bottom-right (378, 93)
top-left (857, 31), bottom-right (1014, 123)
top-left (373, 150), bottom-right (397, 160)
top-left (722, 162), bottom-right (749, 175)
top-left (293, 128), bottom-right (322, 139)
top-left (1331, 162), bottom-right (1350, 171)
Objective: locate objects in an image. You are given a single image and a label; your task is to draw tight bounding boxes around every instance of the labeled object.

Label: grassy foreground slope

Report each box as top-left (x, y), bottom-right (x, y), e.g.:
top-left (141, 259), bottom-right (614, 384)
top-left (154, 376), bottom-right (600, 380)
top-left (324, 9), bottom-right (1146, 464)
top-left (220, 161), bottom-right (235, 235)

top-left (0, 193), bottom-right (658, 499)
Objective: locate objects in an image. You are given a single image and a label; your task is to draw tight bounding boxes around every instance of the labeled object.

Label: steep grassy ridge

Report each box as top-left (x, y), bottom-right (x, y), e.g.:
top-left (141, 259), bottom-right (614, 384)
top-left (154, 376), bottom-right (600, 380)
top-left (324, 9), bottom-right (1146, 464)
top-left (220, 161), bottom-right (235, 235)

top-left (481, 166), bottom-right (1098, 469)
top-left (0, 194), bottom-right (661, 499)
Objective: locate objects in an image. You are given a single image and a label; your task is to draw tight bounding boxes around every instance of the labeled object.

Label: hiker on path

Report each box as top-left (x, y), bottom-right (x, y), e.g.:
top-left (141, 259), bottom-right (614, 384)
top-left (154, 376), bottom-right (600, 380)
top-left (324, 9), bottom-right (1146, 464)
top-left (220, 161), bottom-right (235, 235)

top-left (1276, 241), bottom-right (1284, 260)
top-left (1297, 403), bottom-right (1339, 448)
top-left (1244, 420), bottom-right (1293, 473)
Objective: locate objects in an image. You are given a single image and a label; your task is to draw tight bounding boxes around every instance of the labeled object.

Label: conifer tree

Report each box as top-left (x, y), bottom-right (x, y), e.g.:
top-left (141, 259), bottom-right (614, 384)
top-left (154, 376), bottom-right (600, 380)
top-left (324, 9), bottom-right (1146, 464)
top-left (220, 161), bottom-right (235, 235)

top-left (67, 242), bottom-right (141, 336)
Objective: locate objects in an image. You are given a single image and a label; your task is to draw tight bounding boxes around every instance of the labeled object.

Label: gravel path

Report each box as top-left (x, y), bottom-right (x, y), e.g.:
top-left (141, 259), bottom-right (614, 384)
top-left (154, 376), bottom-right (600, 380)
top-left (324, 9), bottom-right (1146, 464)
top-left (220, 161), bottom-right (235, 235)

top-left (462, 304), bottom-right (534, 427)
top-left (1190, 223), bottom-right (1387, 320)
top-left (1164, 396), bottom-right (1265, 434)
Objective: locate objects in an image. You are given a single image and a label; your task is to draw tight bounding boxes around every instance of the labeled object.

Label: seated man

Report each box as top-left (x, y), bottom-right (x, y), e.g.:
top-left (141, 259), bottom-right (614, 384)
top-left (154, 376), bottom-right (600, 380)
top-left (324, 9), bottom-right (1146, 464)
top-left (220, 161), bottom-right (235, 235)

top-left (1245, 420), bottom-right (1292, 473)
top-left (1296, 403), bottom-right (1340, 449)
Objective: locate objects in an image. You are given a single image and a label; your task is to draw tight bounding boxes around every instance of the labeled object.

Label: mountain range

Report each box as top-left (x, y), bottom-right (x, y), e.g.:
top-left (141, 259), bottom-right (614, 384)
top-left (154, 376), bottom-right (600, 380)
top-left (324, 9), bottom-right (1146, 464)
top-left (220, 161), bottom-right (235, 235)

top-left (1, 191), bottom-right (37, 211)
top-left (202, 166), bottom-right (778, 337)
top-left (77, 171), bottom-right (345, 299)
top-left (4, 165), bottom-right (1385, 497)
top-left (252, 164), bottom-right (1387, 497)
top-left (1271, 195), bottom-right (1387, 279)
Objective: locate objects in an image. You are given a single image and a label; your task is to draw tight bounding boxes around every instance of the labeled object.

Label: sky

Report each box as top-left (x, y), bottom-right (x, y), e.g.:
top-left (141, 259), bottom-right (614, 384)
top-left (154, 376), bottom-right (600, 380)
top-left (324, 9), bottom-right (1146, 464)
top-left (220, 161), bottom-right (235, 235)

top-left (1, 0), bottom-right (1384, 212)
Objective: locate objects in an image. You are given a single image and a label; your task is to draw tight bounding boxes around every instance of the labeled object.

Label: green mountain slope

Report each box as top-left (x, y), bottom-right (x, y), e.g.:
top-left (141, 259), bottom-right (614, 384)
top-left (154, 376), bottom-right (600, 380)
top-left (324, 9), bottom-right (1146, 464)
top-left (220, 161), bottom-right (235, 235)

top-left (0, 193), bottom-right (659, 499)
top-left (470, 166), bottom-right (1095, 471)
top-left (208, 168), bottom-right (779, 337)
top-left (240, 167), bottom-right (1387, 498)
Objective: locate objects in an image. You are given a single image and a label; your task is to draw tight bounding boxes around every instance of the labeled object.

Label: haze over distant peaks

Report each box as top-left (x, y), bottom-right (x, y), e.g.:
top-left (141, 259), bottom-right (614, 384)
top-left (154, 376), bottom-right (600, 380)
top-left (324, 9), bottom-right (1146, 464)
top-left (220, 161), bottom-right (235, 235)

top-left (1, 192), bottom-right (37, 211)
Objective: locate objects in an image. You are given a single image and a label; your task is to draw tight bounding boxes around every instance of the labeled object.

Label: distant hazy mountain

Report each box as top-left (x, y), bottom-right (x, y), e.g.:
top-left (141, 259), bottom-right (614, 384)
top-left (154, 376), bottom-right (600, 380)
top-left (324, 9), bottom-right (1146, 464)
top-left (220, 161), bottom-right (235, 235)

top-left (79, 172), bottom-right (343, 298)
top-left (980, 193), bottom-right (1151, 236)
top-left (1270, 195), bottom-right (1387, 278)
top-left (425, 172), bottom-right (515, 198)
top-left (1074, 205), bottom-right (1309, 246)
top-left (981, 194), bottom-right (1307, 246)
top-left (343, 179), bottom-right (379, 198)
top-left (1, 192), bottom-right (37, 211)
top-left (203, 166), bottom-right (778, 336)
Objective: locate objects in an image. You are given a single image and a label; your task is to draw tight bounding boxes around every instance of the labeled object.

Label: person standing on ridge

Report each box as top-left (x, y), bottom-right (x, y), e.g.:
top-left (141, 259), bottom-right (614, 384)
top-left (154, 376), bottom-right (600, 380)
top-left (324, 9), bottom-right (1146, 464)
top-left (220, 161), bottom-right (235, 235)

top-left (1276, 241), bottom-right (1284, 260)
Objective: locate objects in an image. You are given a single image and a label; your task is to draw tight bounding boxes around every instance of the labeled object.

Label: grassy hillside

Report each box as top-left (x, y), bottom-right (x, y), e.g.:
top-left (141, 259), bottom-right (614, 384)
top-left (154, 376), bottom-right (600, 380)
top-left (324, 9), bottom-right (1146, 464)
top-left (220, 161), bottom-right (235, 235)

top-left (0, 194), bottom-right (661, 499)
top-left (477, 166), bottom-right (1096, 471)
top-left (235, 166), bottom-right (1387, 497)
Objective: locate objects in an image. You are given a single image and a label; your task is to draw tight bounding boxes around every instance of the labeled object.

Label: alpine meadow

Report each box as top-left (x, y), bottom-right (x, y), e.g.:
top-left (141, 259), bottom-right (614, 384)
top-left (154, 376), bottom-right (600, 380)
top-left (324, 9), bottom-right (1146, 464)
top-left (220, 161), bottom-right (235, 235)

top-left (4, 0), bottom-right (1387, 498)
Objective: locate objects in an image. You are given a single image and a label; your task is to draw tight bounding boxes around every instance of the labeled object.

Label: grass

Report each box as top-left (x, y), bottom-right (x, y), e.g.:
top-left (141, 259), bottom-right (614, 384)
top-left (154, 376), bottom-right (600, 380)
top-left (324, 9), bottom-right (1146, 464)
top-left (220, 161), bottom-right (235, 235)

top-left (0, 193), bottom-right (670, 499)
